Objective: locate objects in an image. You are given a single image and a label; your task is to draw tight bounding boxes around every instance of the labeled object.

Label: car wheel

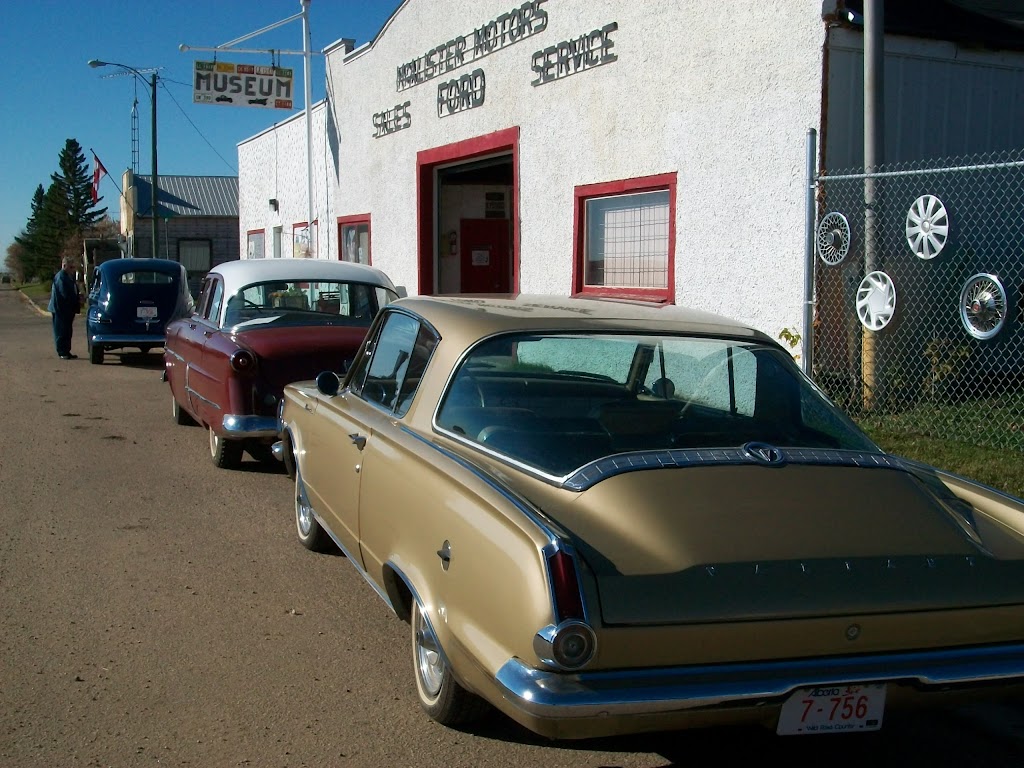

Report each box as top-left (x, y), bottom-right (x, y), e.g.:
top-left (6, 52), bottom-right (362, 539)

top-left (171, 395), bottom-right (194, 426)
top-left (294, 467), bottom-right (333, 552)
top-left (412, 599), bottom-right (490, 726)
top-left (89, 343), bottom-right (103, 365)
top-left (209, 428), bottom-right (242, 469)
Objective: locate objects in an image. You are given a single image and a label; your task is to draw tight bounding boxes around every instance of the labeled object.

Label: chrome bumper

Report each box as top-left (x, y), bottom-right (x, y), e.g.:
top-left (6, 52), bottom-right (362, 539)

top-left (221, 414), bottom-right (279, 439)
top-left (495, 642), bottom-right (1024, 721)
top-left (90, 333), bottom-right (166, 345)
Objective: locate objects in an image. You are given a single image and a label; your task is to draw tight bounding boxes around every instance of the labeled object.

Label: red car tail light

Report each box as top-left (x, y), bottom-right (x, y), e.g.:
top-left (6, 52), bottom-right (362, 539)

top-left (230, 349), bottom-right (258, 374)
top-left (547, 549), bottom-right (585, 622)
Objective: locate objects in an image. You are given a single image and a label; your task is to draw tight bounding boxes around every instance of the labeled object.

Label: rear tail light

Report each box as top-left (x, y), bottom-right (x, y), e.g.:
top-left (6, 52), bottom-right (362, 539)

top-left (547, 549), bottom-right (585, 622)
top-left (533, 547), bottom-right (596, 671)
top-left (230, 349), bottom-right (257, 374)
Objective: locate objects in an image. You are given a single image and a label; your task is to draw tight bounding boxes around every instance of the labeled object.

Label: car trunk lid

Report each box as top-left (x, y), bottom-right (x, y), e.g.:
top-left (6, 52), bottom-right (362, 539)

top-left (234, 324), bottom-right (369, 393)
top-left (541, 463), bottom-right (1024, 626)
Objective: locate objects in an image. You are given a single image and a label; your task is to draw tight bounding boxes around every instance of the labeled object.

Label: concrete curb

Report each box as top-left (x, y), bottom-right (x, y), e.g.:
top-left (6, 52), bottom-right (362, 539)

top-left (18, 289), bottom-right (51, 317)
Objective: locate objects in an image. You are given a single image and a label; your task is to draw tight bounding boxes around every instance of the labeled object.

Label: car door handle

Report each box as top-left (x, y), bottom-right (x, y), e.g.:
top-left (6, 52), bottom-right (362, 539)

top-left (349, 433), bottom-right (366, 450)
top-left (436, 540), bottom-right (452, 571)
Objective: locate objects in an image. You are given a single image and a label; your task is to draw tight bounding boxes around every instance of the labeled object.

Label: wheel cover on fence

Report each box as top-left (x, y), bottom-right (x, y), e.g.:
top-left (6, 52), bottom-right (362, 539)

top-left (817, 212), bottom-right (851, 266)
top-left (960, 273), bottom-right (1008, 340)
top-left (856, 271), bottom-right (897, 331)
top-left (906, 194), bottom-right (949, 260)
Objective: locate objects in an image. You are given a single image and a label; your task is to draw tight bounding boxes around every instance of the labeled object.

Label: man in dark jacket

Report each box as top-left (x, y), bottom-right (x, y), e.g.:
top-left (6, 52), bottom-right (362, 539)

top-left (48, 256), bottom-right (81, 359)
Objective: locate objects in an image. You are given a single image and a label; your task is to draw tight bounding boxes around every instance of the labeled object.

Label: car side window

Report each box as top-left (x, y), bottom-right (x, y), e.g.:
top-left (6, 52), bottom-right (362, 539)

top-left (352, 312), bottom-right (432, 415)
top-left (205, 279), bottom-right (224, 325)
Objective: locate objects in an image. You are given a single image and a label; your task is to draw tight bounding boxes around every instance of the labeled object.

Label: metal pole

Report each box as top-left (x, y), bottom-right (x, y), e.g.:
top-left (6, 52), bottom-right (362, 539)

top-left (150, 73), bottom-right (159, 259)
top-left (862, 0), bottom-right (884, 410)
top-left (803, 128), bottom-right (817, 376)
top-left (302, 0), bottom-right (314, 257)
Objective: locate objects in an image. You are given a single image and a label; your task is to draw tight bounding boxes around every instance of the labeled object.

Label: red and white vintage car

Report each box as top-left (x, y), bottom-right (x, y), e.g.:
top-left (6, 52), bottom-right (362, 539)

top-left (164, 258), bottom-right (400, 468)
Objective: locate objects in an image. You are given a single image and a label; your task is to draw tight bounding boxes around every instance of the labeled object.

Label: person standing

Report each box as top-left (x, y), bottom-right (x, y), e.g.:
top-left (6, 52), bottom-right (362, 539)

top-left (48, 256), bottom-right (81, 359)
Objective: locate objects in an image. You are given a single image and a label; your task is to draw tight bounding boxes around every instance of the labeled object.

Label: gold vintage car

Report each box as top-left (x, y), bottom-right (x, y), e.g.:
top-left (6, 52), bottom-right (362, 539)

top-left (275, 294), bottom-right (1024, 740)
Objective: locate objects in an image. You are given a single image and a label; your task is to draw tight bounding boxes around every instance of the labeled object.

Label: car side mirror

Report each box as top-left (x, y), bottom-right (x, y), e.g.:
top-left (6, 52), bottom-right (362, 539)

top-left (395, 285), bottom-right (408, 298)
top-left (316, 370), bottom-right (341, 397)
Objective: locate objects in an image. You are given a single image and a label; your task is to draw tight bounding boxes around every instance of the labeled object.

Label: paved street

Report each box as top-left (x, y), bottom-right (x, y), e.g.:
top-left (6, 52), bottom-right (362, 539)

top-left (1, 285), bottom-right (1023, 767)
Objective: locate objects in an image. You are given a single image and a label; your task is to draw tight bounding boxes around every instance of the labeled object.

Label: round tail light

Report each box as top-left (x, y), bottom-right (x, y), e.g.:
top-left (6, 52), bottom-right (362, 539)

top-left (230, 349), bottom-right (257, 373)
top-left (534, 620), bottom-right (597, 671)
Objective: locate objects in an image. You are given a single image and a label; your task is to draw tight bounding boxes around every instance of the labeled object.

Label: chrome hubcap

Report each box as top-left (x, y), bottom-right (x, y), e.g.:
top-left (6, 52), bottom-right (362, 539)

top-left (415, 606), bottom-right (443, 698)
top-left (295, 475), bottom-right (313, 535)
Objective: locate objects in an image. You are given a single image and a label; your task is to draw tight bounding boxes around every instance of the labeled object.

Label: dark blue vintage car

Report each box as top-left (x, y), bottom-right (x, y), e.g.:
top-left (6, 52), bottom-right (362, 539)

top-left (86, 258), bottom-right (193, 364)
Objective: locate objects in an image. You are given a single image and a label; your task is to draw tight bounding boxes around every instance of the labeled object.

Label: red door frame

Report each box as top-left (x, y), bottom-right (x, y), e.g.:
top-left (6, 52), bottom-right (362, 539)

top-left (416, 126), bottom-right (520, 296)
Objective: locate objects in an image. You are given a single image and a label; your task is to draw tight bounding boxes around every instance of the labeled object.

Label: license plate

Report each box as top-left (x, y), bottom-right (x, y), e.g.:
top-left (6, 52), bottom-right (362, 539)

top-left (777, 683), bottom-right (886, 735)
top-left (137, 306), bottom-right (158, 319)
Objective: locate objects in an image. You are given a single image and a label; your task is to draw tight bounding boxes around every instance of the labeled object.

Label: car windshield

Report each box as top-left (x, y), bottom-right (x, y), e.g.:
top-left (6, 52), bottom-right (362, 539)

top-left (224, 280), bottom-right (396, 329)
top-left (436, 332), bottom-right (880, 476)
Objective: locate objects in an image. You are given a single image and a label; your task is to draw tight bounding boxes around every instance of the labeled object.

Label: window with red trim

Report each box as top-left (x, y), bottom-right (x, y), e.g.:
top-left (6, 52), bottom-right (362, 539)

top-left (292, 221), bottom-right (317, 258)
top-left (573, 173), bottom-right (676, 303)
top-left (338, 214), bottom-right (371, 265)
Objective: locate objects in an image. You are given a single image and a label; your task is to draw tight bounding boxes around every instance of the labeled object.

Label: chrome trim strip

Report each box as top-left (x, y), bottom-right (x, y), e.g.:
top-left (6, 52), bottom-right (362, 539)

top-left (495, 642), bottom-right (1024, 720)
top-left (221, 414), bottom-right (278, 438)
top-left (89, 334), bottom-right (166, 345)
top-left (166, 348), bottom-right (186, 363)
top-left (313, 511), bottom-right (395, 611)
top-left (185, 387), bottom-right (221, 410)
top-left (563, 449), bottom-right (905, 492)
top-left (401, 427), bottom-right (562, 548)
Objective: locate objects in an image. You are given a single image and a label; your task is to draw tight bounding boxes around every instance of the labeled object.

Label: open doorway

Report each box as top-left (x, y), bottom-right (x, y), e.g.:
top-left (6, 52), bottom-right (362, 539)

top-left (417, 127), bottom-right (519, 295)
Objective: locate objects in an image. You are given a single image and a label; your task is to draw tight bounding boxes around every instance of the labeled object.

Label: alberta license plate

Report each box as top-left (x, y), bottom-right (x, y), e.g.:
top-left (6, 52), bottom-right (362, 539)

top-left (137, 306), bottom-right (158, 319)
top-left (776, 684), bottom-right (886, 735)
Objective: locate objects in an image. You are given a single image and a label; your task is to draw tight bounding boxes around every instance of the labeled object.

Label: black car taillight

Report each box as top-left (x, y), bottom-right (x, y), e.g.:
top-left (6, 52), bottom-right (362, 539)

top-left (230, 349), bottom-right (257, 374)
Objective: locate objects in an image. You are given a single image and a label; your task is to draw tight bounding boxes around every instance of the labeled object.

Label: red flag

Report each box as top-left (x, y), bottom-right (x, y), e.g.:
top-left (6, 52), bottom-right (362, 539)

top-left (91, 153), bottom-right (108, 204)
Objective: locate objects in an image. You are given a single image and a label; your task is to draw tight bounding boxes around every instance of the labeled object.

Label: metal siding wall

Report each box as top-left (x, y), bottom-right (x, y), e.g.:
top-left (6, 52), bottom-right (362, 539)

top-left (826, 30), bottom-right (1024, 170)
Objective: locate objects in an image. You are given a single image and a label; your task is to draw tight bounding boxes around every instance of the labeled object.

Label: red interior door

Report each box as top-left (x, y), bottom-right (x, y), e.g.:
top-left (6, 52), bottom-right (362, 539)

top-left (459, 219), bottom-right (510, 293)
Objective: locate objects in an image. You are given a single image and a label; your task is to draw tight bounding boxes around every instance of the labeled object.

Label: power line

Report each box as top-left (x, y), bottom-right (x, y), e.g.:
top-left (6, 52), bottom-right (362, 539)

top-left (158, 77), bottom-right (238, 174)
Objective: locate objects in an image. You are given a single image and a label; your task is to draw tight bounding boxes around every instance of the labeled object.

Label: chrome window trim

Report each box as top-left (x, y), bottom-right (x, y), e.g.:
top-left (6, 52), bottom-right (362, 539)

top-left (563, 448), bottom-right (904, 492)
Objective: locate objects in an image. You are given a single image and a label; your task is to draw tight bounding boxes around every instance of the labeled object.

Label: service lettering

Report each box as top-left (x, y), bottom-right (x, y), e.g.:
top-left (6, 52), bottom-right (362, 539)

top-left (531, 22), bottom-right (617, 86)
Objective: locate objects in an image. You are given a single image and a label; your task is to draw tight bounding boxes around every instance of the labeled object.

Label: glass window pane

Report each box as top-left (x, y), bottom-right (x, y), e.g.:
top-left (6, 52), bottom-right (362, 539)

top-left (585, 190), bottom-right (669, 288)
top-left (341, 223), bottom-right (370, 264)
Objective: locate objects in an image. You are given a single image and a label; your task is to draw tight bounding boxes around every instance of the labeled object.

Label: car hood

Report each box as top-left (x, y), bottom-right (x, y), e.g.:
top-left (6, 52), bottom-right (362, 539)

top-left (517, 461), bottom-right (1024, 627)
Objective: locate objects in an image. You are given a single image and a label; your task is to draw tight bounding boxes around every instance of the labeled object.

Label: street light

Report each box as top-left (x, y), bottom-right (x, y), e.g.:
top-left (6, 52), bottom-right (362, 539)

top-left (89, 59), bottom-right (159, 259)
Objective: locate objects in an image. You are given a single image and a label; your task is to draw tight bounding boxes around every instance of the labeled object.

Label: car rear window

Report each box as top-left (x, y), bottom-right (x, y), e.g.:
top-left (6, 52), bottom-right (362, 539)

top-left (119, 271), bottom-right (175, 285)
top-left (436, 332), bottom-right (879, 476)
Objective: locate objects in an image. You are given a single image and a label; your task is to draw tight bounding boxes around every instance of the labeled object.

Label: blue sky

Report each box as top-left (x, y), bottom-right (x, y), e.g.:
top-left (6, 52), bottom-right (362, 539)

top-left (0, 0), bottom-right (397, 262)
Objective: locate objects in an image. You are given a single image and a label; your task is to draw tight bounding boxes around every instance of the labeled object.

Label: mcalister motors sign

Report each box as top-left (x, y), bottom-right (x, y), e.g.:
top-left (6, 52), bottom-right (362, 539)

top-left (193, 61), bottom-right (294, 109)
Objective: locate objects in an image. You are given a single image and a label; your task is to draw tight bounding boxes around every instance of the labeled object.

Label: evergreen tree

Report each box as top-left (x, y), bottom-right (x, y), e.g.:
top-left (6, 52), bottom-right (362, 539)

top-left (36, 181), bottom-right (72, 279)
top-left (52, 138), bottom-right (107, 229)
top-left (13, 185), bottom-right (46, 280)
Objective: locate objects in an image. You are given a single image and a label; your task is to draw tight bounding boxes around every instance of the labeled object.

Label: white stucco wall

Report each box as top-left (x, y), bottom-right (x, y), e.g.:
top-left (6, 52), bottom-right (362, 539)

top-left (239, 0), bottom-right (827, 340)
top-left (238, 101), bottom-right (329, 259)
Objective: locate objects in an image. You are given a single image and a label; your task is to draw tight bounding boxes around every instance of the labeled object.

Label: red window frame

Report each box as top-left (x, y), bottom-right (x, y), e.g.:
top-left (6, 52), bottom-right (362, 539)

top-left (337, 214), bottom-right (372, 265)
top-left (571, 172), bottom-right (677, 303)
top-left (291, 220), bottom-right (318, 258)
top-left (246, 229), bottom-right (266, 259)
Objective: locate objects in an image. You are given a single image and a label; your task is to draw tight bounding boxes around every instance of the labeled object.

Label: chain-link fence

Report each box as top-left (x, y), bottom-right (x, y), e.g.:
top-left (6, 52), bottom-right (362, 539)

top-left (812, 149), bottom-right (1024, 452)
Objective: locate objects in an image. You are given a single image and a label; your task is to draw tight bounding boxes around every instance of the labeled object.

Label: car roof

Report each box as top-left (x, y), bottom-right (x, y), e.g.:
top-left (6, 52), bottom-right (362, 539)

top-left (99, 258), bottom-right (184, 275)
top-left (392, 294), bottom-right (775, 344)
top-left (211, 258), bottom-right (397, 296)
